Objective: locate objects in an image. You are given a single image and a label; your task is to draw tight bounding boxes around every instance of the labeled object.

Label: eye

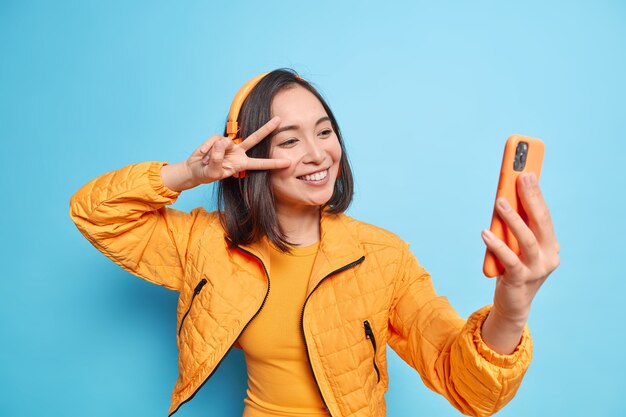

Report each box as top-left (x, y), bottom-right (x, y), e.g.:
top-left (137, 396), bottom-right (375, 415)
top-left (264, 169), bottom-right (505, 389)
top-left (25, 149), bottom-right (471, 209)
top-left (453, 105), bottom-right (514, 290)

top-left (318, 128), bottom-right (333, 137)
top-left (278, 138), bottom-right (299, 148)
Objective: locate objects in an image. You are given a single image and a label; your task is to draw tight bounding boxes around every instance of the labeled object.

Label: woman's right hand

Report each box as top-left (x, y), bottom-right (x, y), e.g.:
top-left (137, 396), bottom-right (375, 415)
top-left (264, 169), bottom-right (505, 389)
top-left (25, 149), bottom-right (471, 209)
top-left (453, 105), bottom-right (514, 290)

top-left (192, 116), bottom-right (290, 183)
top-left (162, 117), bottom-right (291, 191)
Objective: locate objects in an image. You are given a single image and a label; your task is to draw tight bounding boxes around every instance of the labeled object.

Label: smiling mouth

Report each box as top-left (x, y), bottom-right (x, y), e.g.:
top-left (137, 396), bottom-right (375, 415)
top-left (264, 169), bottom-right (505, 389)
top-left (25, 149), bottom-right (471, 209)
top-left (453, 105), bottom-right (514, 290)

top-left (297, 170), bottom-right (328, 181)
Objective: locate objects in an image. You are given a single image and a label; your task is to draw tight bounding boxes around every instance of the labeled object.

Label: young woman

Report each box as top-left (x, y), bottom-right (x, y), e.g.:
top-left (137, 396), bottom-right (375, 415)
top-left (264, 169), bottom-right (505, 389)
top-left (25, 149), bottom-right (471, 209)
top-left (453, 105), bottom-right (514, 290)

top-left (70, 69), bottom-right (560, 417)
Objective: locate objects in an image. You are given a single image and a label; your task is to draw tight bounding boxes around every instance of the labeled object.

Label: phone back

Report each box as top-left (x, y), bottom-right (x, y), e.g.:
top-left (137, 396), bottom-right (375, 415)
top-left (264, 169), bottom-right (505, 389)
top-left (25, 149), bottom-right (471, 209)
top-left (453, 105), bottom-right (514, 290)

top-left (483, 135), bottom-right (544, 277)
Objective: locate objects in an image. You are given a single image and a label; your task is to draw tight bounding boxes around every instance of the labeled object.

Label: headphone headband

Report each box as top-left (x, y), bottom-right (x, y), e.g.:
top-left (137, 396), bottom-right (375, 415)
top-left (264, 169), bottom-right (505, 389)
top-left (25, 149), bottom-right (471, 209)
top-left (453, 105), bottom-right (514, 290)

top-left (226, 72), bottom-right (269, 140)
top-left (226, 71), bottom-right (304, 178)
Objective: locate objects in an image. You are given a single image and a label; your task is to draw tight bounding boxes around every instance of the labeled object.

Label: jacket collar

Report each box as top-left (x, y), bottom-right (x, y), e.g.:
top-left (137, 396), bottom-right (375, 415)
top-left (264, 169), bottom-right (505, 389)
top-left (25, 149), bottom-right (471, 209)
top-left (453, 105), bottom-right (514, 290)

top-left (233, 211), bottom-right (365, 295)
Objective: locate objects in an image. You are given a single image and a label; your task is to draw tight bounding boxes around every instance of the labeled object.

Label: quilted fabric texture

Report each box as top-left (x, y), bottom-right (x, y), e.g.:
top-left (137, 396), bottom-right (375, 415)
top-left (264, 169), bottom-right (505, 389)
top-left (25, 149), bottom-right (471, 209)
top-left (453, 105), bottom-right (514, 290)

top-left (69, 161), bottom-right (533, 417)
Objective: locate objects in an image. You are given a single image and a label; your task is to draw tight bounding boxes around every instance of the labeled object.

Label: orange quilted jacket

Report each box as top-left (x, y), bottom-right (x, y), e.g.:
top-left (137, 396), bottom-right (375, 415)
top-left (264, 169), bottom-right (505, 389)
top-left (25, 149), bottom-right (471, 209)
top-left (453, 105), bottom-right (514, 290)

top-left (69, 161), bottom-right (532, 417)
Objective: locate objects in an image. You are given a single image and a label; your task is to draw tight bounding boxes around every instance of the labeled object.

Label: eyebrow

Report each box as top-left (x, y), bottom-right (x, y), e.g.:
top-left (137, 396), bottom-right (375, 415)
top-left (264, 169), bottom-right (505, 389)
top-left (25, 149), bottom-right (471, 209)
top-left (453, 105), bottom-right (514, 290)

top-left (273, 116), bottom-right (330, 136)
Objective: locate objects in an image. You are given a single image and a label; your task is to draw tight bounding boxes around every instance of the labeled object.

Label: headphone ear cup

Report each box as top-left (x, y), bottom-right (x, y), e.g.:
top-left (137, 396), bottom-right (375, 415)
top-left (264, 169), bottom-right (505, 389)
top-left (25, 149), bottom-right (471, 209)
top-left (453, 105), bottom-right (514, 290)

top-left (227, 73), bottom-right (270, 179)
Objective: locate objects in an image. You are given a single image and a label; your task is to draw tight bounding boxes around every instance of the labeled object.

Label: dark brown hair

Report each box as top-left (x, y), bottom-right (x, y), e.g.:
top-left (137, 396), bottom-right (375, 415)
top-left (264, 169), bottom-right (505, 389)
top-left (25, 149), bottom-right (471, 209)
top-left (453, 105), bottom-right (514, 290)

top-left (217, 68), bottom-right (354, 251)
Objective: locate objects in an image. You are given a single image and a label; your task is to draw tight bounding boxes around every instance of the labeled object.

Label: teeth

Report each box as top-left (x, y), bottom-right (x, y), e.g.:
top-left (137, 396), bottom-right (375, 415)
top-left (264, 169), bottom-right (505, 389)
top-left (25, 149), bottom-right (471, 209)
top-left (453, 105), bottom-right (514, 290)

top-left (300, 170), bottom-right (328, 181)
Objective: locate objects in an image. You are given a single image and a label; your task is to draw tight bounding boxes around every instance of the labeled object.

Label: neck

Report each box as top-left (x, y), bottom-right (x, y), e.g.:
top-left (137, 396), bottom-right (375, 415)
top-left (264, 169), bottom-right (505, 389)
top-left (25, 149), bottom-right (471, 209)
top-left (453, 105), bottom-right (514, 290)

top-left (276, 204), bottom-right (321, 246)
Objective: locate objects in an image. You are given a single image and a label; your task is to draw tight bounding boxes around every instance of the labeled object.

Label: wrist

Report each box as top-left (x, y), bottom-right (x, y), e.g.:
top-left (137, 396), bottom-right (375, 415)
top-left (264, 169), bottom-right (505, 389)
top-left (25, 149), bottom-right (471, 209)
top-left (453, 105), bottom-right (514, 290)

top-left (481, 307), bottom-right (527, 355)
top-left (161, 161), bottom-right (199, 192)
top-left (487, 305), bottom-right (528, 333)
top-left (492, 284), bottom-right (532, 329)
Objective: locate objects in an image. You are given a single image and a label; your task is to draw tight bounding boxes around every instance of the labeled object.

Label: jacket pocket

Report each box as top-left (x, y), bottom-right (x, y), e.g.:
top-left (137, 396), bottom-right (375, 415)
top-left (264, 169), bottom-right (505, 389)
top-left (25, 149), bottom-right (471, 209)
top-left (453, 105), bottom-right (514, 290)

top-left (363, 320), bottom-right (381, 383)
top-left (178, 278), bottom-right (207, 336)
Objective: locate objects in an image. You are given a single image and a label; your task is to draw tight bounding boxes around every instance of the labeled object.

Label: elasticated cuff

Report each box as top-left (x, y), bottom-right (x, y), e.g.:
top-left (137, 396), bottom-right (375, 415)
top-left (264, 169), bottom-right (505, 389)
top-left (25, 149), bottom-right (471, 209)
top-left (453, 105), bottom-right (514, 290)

top-left (466, 305), bottom-right (533, 368)
top-left (147, 161), bottom-right (182, 201)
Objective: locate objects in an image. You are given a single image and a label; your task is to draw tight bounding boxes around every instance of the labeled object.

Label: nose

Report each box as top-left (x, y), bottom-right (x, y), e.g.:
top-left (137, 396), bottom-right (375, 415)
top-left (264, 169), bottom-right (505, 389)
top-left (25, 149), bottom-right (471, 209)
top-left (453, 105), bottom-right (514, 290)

top-left (303, 138), bottom-right (324, 164)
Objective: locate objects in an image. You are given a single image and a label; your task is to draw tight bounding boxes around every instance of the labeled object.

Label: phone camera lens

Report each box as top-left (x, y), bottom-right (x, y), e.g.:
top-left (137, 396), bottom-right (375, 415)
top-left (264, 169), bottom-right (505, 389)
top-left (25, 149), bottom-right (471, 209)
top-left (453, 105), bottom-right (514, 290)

top-left (514, 141), bottom-right (529, 171)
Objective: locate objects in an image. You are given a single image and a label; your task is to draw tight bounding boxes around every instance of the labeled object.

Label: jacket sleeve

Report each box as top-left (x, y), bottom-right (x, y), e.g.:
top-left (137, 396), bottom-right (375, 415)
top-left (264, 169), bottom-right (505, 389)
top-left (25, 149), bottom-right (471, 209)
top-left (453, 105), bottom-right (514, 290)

top-left (69, 161), bottom-right (204, 292)
top-left (387, 242), bottom-right (532, 417)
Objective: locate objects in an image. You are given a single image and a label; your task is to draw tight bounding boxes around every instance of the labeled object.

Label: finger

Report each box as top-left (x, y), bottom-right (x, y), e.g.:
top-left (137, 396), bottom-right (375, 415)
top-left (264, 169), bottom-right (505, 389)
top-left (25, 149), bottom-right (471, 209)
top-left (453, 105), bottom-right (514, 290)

top-left (195, 135), bottom-right (221, 157)
top-left (202, 137), bottom-right (232, 164)
top-left (482, 229), bottom-right (525, 276)
top-left (495, 197), bottom-right (540, 262)
top-left (239, 116), bottom-right (281, 151)
top-left (205, 140), bottom-right (226, 177)
top-left (517, 173), bottom-right (559, 249)
top-left (246, 157), bottom-right (291, 171)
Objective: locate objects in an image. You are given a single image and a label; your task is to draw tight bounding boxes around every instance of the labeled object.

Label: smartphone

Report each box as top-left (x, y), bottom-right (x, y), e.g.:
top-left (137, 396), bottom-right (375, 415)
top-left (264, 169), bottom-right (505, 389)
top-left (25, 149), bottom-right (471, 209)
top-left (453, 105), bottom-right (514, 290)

top-left (483, 135), bottom-right (544, 277)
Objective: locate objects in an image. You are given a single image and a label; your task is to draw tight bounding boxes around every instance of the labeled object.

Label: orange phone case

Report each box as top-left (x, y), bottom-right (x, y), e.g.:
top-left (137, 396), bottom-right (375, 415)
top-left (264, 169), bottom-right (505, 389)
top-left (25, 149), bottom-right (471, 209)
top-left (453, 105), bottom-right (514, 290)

top-left (483, 135), bottom-right (544, 277)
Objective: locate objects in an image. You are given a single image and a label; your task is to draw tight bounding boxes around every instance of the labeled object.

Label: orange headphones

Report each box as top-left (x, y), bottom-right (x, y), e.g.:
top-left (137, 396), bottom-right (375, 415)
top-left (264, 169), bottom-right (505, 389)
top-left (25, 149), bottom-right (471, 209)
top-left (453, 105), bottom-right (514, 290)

top-left (226, 72), bottom-right (269, 178)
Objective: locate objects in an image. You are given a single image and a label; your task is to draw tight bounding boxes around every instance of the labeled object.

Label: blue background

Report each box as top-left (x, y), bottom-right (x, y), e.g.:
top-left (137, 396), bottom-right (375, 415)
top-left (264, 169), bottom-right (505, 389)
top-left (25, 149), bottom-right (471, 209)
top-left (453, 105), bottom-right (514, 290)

top-left (1, 1), bottom-right (624, 416)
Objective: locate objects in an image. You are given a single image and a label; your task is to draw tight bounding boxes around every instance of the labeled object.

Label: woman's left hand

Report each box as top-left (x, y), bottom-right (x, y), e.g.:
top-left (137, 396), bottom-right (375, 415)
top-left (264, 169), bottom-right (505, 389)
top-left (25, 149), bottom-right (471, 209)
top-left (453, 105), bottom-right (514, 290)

top-left (480, 172), bottom-right (560, 352)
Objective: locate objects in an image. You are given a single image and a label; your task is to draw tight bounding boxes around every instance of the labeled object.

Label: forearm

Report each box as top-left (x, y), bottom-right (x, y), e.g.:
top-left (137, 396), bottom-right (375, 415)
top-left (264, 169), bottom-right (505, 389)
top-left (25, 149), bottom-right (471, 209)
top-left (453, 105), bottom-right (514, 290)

top-left (70, 162), bottom-right (177, 224)
top-left (389, 244), bottom-right (532, 415)
top-left (161, 161), bottom-right (200, 192)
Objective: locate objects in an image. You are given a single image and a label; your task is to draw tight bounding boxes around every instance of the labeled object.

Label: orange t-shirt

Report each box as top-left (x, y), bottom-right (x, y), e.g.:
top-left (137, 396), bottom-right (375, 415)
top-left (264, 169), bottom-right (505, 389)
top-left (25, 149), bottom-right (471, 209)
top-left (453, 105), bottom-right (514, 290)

top-left (238, 242), bottom-right (329, 417)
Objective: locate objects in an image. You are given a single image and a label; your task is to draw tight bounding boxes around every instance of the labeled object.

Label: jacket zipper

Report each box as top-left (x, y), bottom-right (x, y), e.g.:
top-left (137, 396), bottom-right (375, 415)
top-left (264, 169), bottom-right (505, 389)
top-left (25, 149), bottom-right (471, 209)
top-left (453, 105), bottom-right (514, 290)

top-left (178, 278), bottom-right (208, 336)
top-left (363, 320), bottom-right (381, 383)
top-left (300, 255), bottom-right (366, 417)
top-left (169, 244), bottom-right (271, 416)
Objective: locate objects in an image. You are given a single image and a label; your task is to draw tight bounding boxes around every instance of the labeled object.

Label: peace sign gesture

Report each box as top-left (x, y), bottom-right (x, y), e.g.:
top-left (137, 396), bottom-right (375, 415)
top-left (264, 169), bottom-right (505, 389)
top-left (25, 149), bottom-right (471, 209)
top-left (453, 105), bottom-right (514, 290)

top-left (161, 117), bottom-right (290, 192)
top-left (192, 116), bottom-right (290, 183)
